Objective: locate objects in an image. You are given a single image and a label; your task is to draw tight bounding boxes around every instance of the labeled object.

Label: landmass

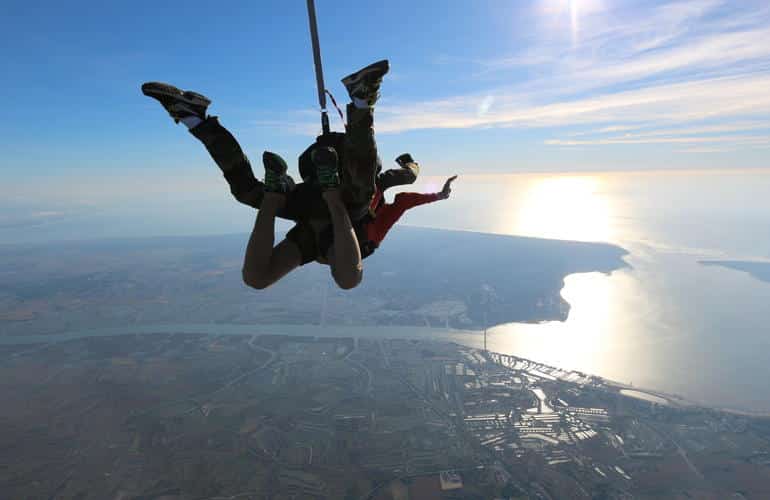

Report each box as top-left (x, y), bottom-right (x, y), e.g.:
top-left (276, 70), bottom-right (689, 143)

top-left (701, 260), bottom-right (770, 283)
top-left (1, 333), bottom-right (768, 499)
top-left (0, 227), bottom-right (628, 336)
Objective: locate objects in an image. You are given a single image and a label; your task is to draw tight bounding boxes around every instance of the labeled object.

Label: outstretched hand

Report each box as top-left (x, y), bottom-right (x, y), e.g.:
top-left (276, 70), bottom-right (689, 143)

top-left (439, 175), bottom-right (458, 199)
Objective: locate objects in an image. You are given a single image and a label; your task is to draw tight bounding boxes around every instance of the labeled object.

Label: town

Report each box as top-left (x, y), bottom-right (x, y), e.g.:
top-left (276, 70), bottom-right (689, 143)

top-left (1, 333), bottom-right (769, 499)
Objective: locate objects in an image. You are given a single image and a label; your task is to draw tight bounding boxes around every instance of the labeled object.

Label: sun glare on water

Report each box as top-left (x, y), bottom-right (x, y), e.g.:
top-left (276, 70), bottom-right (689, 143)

top-left (508, 175), bottom-right (613, 243)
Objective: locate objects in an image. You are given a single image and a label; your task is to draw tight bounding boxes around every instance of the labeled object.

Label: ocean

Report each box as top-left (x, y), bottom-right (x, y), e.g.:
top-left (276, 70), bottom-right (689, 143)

top-left (401, 169), bottom-right (770, 412)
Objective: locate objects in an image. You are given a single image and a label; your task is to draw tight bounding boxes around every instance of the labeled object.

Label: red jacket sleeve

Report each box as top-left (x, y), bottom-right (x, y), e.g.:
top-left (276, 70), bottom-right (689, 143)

top-left (366, 192), bottom-right (443, 246)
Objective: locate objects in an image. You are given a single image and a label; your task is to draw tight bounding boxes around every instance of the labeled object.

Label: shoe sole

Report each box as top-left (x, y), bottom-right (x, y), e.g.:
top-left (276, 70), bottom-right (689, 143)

top-left (141, 82), bottom-right (211, 107)
top-left (341, 60), bottom-right (389, 87)
top-left (262, 152), bottom-right (288, 175)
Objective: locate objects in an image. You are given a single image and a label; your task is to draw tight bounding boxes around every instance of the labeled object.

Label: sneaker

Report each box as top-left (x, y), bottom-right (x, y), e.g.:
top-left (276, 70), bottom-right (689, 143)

top-left (341, 59), bottom-right (389, 108)
top-left (262, 151), bottom-right (294, 193)
top-left (395, 153), bottom-right (415, 167)
top-left (311, 147), bottom-right (340, 190)
top-left (396, 153), bottom-right (420, 176)
top-left (141, 82), bottom-right (211, 123)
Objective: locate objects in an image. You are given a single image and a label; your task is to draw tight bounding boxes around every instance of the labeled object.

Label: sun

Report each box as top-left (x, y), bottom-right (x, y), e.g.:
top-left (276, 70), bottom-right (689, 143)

top-left (570, 0), bottom-right (580, 41)
top-left (542, 0), bottom-right (598, 44)
top-left (509, 175), bottom-right (613, 243)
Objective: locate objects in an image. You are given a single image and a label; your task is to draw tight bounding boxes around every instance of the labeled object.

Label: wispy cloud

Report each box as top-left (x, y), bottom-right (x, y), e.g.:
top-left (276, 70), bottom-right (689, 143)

top-left (675, 147), bottom-right (734, 153)
top-left (264, 1), bottom-right (770, 158)
top-left (576, 121), bottom-right (769, 138)
top-left (545, 135), bottom-right (770, 147)
top-left (373, 73), bottom-right (770, 132)
top-left (547, 120), bottom-right (770, 148)
top-left (0, 210), bottom-right (68, 229)
top-left (250, 111), bottom-right (320, 136)
top-left (382, 1), bottom-right (770, 155)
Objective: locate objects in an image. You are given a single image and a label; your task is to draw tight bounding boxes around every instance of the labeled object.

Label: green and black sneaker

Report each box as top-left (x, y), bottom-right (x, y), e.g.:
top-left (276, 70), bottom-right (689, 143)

top-left (262, 151), bottom-right (294, 194)
top-left (341, 59), bottom-right (389, 108)
top-left (141, 82), bottom-right (210, 123)
top-left (312, 146), bottom-right (340, 190)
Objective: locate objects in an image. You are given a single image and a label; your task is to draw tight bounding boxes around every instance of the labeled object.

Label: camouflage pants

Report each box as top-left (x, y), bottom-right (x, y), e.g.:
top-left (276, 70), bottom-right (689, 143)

top-left (190, 106), bottom-right (383, 223)
top-left (339, 103), bottom-right (382, 219)
top-left (189, 116), bottom-right (316, 222)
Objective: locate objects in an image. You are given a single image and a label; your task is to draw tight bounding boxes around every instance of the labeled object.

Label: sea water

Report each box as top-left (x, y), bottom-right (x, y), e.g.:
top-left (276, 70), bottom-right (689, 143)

top-left (401, 169), bottom-right (770, 411)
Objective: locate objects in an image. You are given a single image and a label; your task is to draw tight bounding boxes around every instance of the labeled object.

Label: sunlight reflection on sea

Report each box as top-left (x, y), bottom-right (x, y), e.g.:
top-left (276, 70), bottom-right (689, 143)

top-left (401, 169), bottom-right (770, 411)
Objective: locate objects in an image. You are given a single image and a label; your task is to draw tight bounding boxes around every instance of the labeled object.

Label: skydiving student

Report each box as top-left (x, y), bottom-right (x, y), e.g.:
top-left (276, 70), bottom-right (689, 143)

top-left (142, 60), bottom-right (428, 290)
top-left (357, 174), bottom-right (458, 258)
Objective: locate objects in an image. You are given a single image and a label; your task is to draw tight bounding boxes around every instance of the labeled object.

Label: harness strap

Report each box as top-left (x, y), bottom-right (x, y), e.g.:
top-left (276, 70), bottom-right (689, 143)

top-left (325, 90), bottom-right (346, 128)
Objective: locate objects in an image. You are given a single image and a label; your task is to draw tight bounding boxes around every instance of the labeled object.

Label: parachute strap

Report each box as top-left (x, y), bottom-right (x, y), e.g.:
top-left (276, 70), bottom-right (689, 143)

top-left (325, 89), bottom-right (346, 128)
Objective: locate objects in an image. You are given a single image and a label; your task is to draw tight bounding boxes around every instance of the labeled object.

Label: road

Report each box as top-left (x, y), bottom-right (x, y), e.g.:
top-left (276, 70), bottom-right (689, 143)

top-left (344, 337), bottom-right (373, 396)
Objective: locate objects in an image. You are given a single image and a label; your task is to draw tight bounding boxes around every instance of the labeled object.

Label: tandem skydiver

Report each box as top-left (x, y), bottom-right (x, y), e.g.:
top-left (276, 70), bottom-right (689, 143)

top-left (235, 153), bottom-right (457, 292)
top-left (142, 60), bottom-right (455, 290)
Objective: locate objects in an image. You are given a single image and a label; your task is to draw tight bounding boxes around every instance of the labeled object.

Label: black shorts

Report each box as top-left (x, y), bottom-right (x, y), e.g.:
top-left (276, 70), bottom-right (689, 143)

top-left (285, 222), bottom-right (334, 266)
top-left (285, 221), bottom-right (375, 266)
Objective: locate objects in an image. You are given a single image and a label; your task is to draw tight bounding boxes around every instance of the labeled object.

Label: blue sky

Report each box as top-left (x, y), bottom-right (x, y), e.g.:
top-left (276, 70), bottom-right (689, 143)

top-left (2, 0), bottom-right (770, 241)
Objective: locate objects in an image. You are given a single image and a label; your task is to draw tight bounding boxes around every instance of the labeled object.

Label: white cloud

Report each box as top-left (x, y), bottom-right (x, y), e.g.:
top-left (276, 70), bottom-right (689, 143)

top-left (675, 147), bottom-right (734, 153)
top-left (375, 1), bottom-right (770, 156)
top-left (477, 95), bottom-right (495, 117)
top-left (0, 209), bottom-right (68, 229)
top-left (560, 120), bottom-right (770, 144)
top-left (574, 27), bottom-right (770, 85)
top-left (373, 73), bottom-right (770, 134)
top-left (270, 1), bottom-right (770, 157)
top-left (545, 135), bottom-right (770, 146)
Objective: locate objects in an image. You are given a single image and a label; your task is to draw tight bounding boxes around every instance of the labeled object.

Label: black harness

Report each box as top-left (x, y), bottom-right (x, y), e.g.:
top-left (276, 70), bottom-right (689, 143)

top-left (297, 132), bottom-right (347, 183)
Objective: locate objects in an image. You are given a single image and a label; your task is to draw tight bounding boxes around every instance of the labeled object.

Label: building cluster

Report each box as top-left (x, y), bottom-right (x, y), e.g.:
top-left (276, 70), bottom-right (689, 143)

top-left (4, 333), bottom-right (770, 499)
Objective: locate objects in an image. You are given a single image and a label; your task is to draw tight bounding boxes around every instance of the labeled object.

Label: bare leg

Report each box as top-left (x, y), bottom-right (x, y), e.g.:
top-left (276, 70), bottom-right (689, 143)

top-left (242, 193), bottom-right (302, 289)
top-left (322, 189), bottom-right (363, 290)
